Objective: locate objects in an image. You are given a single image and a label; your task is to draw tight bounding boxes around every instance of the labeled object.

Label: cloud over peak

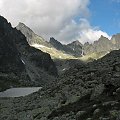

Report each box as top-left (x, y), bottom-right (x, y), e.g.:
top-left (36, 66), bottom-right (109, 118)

top-left (0, 0), bottom-right (110, 43)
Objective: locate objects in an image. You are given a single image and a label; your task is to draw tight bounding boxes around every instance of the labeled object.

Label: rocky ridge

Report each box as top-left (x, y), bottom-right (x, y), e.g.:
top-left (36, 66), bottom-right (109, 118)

top-left (83, 35), bottom-right (120, 56)
top-left (16, 22), bottom-right (50, 47)
top-left (49, 37), bottom-right (83, 57)
top-left (16, 23), bottom-right (83, 57)
top-left (16, 22), bottom-right (120, 60)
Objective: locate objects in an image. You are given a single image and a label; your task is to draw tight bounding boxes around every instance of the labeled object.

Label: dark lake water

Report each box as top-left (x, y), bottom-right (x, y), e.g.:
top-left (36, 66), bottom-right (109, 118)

top-left (0, 87), bottom-right (42, 97)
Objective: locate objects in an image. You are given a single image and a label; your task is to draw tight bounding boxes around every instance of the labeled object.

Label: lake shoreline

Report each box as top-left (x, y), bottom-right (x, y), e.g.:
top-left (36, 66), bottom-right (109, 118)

top-left (0, 87), bottom-right (42, 98)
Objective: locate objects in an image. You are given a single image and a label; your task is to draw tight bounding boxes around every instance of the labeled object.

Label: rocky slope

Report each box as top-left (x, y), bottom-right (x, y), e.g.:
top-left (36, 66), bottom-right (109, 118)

top-left (0, 48), bottom-right (120, 120)
top-left (0, 16), bottom-right (31, 91)
top-left (0, 16), bottom-right (58, 91)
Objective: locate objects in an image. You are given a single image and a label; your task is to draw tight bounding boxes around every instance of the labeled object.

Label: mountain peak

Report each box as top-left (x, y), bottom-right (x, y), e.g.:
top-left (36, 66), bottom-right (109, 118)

top-left (69, 40), bottom-right (83, 46)
top-left (16, 22), bottom-right (32, 32)
top-left (18, 22), bottom-right (25, 26)
top-left (49, 37), bottom-right (63, 48)
top-left (99, 35), bottom-right (109, 40)
top-left (50, 37), bottom-right (59, 43)
top-left (16, 22), bottom-right (48, 46)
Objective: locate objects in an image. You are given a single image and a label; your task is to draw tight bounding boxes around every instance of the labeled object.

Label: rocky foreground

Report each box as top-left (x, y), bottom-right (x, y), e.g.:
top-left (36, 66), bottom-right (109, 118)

top-left (0, 49), bottom-right (120, 120)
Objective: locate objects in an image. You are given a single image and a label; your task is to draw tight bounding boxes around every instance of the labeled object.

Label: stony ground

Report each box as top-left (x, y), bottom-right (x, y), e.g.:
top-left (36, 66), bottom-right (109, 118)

top-left (0, 50), bottom-right (120, 120)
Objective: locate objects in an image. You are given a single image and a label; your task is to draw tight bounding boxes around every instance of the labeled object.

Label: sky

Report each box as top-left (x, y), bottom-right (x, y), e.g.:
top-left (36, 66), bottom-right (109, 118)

top-left (0, 0), bottom-right (120, 44)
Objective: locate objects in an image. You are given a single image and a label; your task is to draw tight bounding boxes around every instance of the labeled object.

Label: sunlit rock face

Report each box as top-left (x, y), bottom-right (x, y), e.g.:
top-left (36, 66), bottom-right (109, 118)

top-left (83, 34), bottom-right (120, 57)
top-left (16, 22), bottom-right (49, 46)
top-left (83, 35), bottom-right (113, 55)
top-left (111, 33), bottom-right (120, 49)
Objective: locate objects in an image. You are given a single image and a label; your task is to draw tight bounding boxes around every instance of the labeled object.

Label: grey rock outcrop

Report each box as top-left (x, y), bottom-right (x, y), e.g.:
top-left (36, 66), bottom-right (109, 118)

top-left (83, 35), bottom-right (114, 55)
top-left (111, 33), bottom-right (120, 49)
top-left (16, 22), bottom-right (50, 46)
top-left (67, 40), bottom-right (83, 57)
top-left (83, 34), bottom-right (120, 57)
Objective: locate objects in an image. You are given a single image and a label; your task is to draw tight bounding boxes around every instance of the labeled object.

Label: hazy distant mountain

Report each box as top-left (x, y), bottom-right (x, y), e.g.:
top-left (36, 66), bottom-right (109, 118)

top-left (83, 34), bottom-right (120, 60)
top-left (50, 37), bottom-right (83, 57)
top-left (83, 35), bottom-right (114, 55)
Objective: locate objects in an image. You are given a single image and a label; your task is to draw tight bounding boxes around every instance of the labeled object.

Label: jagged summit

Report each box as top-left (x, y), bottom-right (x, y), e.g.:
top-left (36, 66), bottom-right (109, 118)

top-left (50, 37), bottom-right (83, 57)
top-left (83, 34), bottom-right (116, 55)
top-left (49, 37), bottom-right (64, 49)
top-left (16, 20), bottom-right (120, 60)
top-left (67, 40), bottom-right (83, 46)
top-left (67, 40), bottom-right (83, 57)
top-left (16, 22), bottom-right (34, 35)
top-left (16, 22), bottom-right (48, 46)
top-left (72, 40), bottom-right (82, 44)
top-left (17, 22), bottom-right (26, 27)
top-left (98, 35), bottom-right (110, 41)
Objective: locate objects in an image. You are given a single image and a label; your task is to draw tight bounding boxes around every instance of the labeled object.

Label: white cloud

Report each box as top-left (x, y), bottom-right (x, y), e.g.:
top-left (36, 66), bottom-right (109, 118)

top-left (0, 0), bottom-right (110, 44)
top-left (54, 19), bottom-right (111, 44)
top-left (78, 29), bottom-right (111, 44)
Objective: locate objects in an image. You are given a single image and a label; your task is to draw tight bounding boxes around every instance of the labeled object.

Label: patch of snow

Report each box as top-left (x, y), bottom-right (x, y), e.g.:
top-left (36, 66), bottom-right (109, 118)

top-left (31, 44), bottom-right (51, 49)
top-left (31, 44), bottom-right (46, 48)
top-left (62, 68), bottom-right (66, 71)
top-left (21, 59), bottom-right (25, 64)
top-left (59, 56), bottom-right (62, 58)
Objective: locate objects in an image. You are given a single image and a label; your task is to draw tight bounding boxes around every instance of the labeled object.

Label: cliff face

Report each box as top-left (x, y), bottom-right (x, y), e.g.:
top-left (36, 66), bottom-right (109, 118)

top-left (16, 22), bottom-right (50, 46)
top-left (0, 16), bottom-right (30, 91)
top-left (0, 16), bottom-right (58, 91)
